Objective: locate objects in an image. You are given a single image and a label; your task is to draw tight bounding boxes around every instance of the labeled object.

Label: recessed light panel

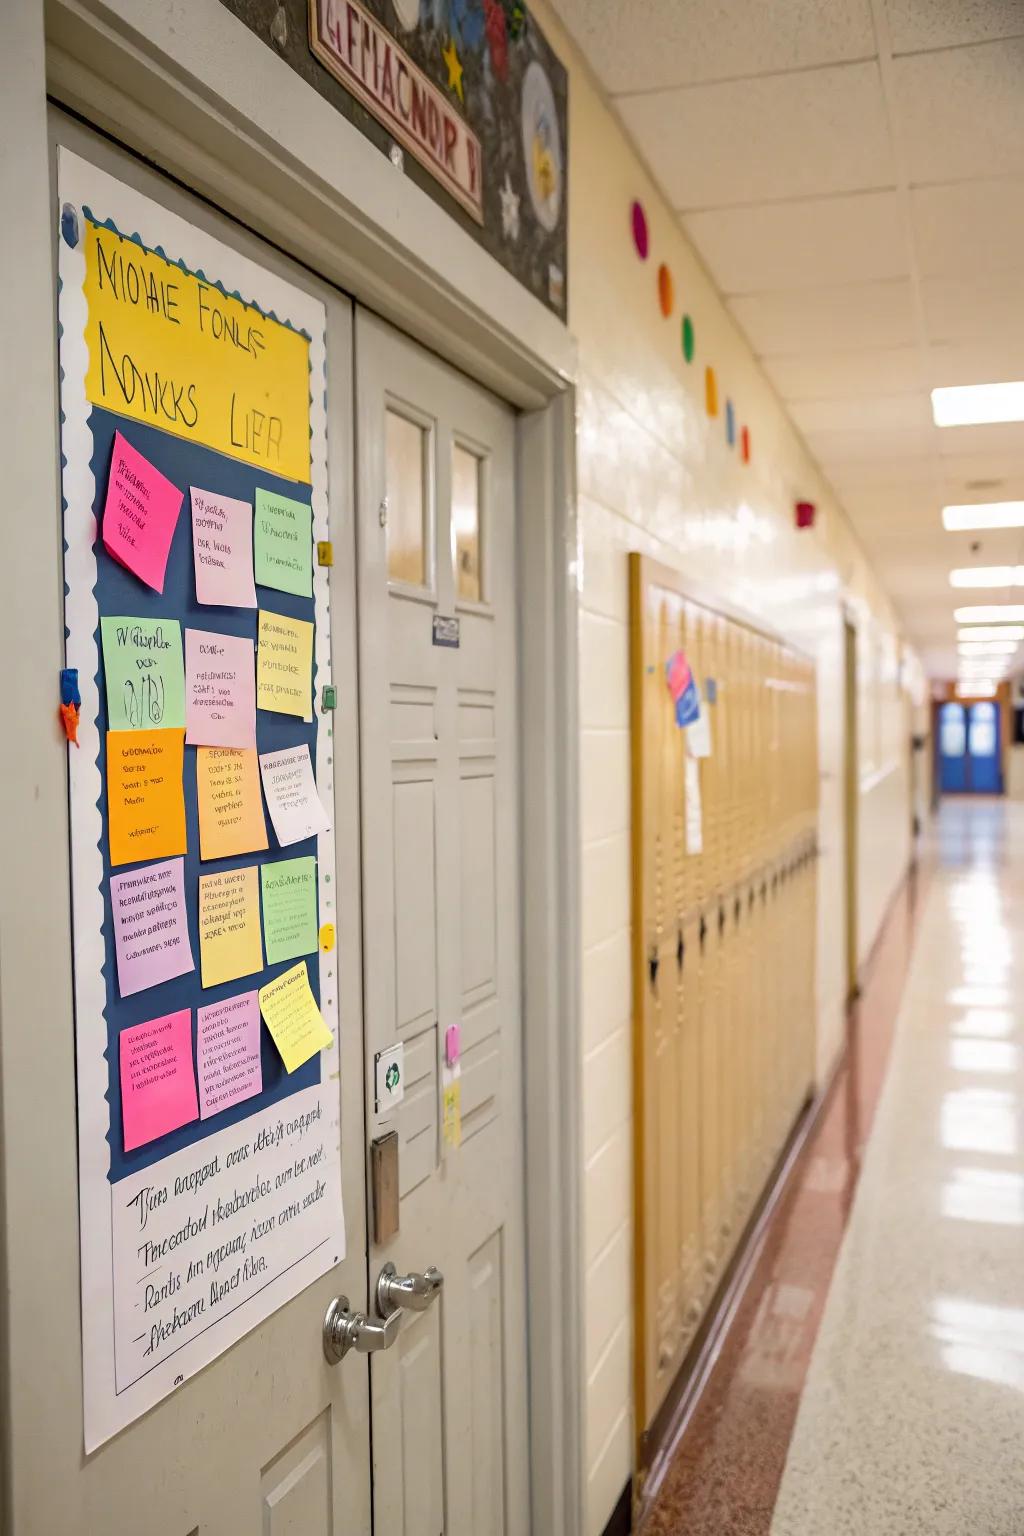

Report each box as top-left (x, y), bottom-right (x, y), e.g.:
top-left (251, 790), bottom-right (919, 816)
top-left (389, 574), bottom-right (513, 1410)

top-left (956, 682), bottom-right (997, 698)
top-left (943, 502), bottom-right (1024, 531)
top-left (949, 567), bottom-right (1021, 588)
top-left (958, 626), bottom-right (1024, 641)
top-left (958, 642), bottom-right (1019, 656)
top-left (954, 605), bottom-right (1024, 623)
top-left (932, 382), bottom-right (1024, 427)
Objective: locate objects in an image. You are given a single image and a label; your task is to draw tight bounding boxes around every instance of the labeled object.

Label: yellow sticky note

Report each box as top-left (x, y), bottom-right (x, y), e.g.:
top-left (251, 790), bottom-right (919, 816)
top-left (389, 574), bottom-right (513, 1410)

top-left (259, 960), bottom-right (333, 1074)
top-left (257, 610), bottom-right (313, 722)
top-left (83, 221), bottom-right (311, 483)
top-left (197, 747), bottom-right (269, 861)
top-left (442, 1074), bottom-right (462, 1149)
top-left (107, 728), bottom-right (187, 868)
top-left (198, 866), bottom-right (263, 988)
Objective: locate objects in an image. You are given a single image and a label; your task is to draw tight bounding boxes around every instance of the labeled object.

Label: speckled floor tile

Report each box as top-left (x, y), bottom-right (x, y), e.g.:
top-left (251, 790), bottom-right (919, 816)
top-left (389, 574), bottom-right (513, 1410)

top-left (771, 798), bottom-right (1024, 1536)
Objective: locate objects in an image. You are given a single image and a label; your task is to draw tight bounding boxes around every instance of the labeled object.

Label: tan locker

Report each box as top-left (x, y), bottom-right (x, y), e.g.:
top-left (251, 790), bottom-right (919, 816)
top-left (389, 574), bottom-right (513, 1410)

top-left (629, 556), bottom-right (818, 1462)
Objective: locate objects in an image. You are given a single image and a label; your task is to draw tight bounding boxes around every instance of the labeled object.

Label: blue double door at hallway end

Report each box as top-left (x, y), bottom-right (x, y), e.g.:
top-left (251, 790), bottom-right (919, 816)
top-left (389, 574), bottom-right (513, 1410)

top-left (938, 700), bottom-right (1003, 794)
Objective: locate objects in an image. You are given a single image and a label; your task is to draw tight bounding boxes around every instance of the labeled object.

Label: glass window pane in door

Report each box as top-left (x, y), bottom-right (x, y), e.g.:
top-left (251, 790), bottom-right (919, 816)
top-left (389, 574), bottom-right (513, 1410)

top-left (452, 444), bottom-right (483, 603)
top-left (386, 409), bottom-right (428, 586)
top-left (969, 702), bottom-right (996, 757)
top-left (940, 703), bottom-right (966, 757)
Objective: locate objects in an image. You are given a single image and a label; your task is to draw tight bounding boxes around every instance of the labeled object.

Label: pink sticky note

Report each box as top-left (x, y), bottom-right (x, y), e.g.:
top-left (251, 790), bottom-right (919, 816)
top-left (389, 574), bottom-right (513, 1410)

top-left (110, 857), bottom-right (194, 998)
top-left (185, 628), bottom-right (257, 749)
top-left (191, 487), bottom-right (257, 608)
top-left (197, 991), bottom-right (262, 1119)
top-left (445, 1024), bottom-right (461, 1066)
top-left (120, 1008), bottom-right (198, 1152)
top-left (102, 432), bottom-right (184, 594)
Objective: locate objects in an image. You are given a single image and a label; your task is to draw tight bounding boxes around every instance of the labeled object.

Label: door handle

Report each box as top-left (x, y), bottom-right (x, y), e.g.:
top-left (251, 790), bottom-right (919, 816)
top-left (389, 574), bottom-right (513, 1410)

top-left (376, 1262), bottom-right (444, 1317)
top-left (322, 1295), bottom-right (402, 1364)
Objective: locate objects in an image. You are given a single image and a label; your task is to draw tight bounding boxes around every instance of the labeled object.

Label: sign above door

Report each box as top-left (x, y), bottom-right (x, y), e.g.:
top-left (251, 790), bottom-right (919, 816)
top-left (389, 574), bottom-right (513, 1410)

top-left (217, 0), bottom-right (568, 320)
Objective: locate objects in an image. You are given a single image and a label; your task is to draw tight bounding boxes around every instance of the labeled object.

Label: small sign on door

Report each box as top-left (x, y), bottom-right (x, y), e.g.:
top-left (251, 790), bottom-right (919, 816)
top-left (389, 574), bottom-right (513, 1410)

top-left (375, 1042), bottom-right (405, 1113)
top-left (432, 614), bottom-right (460, 648)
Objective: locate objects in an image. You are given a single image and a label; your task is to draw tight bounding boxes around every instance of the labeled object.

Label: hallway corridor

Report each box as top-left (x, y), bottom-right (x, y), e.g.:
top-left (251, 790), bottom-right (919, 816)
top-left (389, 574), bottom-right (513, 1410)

top-left (645, 798), bottom-right (1024, 1535)
top-left (773, 797), bottom-right (1024, 1533)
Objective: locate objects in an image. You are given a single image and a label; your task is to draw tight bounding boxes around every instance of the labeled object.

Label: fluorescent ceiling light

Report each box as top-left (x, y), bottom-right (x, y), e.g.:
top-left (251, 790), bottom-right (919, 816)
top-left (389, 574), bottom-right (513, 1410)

top-left (954, 605), bottom-right (1024, 623)
top-left (949, 566), bottom-right (1021, 588)
top-left (958, 626), bottom-right (1024, 641)
top-left (932, 382), bottom-right (1024, 427)
top-left (943, 502), bottom-right (1024, 531)
top-left (958, 642), bottom-right (1019, 656)
top-left (957, 682), bottom-right (997, 697)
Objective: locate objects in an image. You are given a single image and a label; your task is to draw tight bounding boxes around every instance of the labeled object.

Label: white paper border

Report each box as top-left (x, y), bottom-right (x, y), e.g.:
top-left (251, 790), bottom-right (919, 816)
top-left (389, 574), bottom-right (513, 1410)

top-left (57, 147), bottom-right (343, 1450)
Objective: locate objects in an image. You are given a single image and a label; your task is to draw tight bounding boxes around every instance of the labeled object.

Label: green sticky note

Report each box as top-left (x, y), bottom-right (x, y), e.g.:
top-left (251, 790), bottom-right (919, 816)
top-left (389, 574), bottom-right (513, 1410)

top-left (261, 856), bottom-right (318, 966)
top-left (100, 616), bottom-right (186, 731)
top-left (254, 488), bottom-right (313, 597)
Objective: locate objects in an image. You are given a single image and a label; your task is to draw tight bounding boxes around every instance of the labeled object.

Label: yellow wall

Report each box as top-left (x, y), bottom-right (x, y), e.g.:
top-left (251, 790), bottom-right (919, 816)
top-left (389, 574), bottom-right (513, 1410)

top-left (531, 6), bottom-right (921, 1529)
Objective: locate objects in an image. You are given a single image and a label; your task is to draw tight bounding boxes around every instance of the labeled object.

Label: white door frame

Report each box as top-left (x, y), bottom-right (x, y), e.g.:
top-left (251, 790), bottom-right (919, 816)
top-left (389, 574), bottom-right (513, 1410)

top-left (1, 4), bottom-right (583, 1533)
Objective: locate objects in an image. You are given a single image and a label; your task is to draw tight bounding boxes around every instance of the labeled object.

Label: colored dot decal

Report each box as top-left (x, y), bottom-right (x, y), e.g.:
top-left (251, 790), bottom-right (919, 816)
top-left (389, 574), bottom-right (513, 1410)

top-left (725, 399), bottom-right (736, 446)
top-left (705, 365), bottom-right (719, 418)
top-left (682, 314), bottom-right (695, 363)
top-left (657, 263), bottom-right (673, 317)
top-left (631, 200), bottom-right (649, 260)
top-left (741, 426), bottom-right (751, 463)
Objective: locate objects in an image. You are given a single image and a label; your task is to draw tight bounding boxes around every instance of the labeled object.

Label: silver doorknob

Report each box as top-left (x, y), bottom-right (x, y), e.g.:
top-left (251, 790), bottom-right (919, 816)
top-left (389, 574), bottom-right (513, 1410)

top-left (322, 1296), bottom-right (402, 1364)
top-left (376, 1262), bottom-right (444, 1318)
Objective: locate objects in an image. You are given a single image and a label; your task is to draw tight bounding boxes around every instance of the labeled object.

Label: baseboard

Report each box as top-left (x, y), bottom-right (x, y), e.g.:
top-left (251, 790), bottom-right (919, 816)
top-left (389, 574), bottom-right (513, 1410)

top-left (600, 1479), bottom-right (633, 1536)
top-left (635, 1052), bottom-right (846, 1525)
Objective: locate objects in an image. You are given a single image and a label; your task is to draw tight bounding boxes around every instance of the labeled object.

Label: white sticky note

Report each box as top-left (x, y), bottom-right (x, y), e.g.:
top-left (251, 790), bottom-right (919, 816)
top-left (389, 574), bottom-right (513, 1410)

top-left (259, 744), bottom-right (330, 847)
top-left (685, 755), bottom-right (703, 855)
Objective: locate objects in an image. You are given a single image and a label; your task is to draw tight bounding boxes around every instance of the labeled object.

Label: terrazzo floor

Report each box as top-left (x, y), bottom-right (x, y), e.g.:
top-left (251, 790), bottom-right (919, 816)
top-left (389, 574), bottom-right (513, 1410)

top-left (642, 798), bottom-right (1024, 1535)
top-left (772, 797), bottom-right (1024, 1533)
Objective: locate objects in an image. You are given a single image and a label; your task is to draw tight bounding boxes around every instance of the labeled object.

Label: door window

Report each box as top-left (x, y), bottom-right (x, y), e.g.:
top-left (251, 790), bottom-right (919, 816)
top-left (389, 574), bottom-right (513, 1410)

top-left (451, 441), bottom-right (484, 603)
top-left (968, 702), bottom-right (997, 757)
top-left (940, 703), bottom-right (966, 757)
top-left (386, 406), bottom-right (433, 589)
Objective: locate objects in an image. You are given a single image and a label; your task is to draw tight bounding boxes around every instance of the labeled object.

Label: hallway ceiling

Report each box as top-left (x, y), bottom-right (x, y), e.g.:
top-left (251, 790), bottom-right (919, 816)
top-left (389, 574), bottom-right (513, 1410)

top-left (548, 0), bottom-right (1024, 680)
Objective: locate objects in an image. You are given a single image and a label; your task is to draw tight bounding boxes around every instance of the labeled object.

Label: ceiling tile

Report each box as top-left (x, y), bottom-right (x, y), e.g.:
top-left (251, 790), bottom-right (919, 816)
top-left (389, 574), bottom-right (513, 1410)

top-left (912, 181), bottom-right (1024, 278)
top-left (791, 393), bottom-right (933, 433)
top-left (894, 40), bottom-right (1024, 183)
top-left (683, 191), bottom-right (907, 294)
top-left (920, 276), bottom-right (1024, 346)
top-left (546, 0), bottom-right (877, 96)
top-left (762, 347), bottom-right (926, 401)
top-left (805, 424), bottom-right (937, 464)
top-left (616, 62), bottom-right (894, 210)
top-left (729, 279), bottom-right (916, 354)
top-left (926, 341), bottom-right (1024, 389)
top-left (886, 0), bottom-right (1024, 55)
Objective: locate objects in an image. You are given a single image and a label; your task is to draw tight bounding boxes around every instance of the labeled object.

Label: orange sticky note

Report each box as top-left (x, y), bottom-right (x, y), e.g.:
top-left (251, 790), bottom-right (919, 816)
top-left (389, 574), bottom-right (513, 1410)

top-left (198, 865), bottom-right (263, 988)
top-left (196, 747), bottom-right (269, 861)
top-left (107, 729), bottom-right (186, 868)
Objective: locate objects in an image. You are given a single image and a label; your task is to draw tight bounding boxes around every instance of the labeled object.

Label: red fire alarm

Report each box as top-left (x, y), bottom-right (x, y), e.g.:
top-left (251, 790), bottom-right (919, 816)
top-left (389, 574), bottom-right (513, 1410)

top-left (795, 500), bottom-right (816, 529)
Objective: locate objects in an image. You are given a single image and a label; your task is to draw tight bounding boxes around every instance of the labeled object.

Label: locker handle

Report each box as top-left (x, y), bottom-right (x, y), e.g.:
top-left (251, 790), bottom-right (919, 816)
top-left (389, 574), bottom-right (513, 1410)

top-left (699, 916), bottom-right (708, 949)
top-left (733, 896), bottom-right (741, 925)
top-left (648, 947), bottom-right (660, 989)
top-left (718, 906), bottom-right (726, 935)
top-left (676, 930), bottom-right (685, 970)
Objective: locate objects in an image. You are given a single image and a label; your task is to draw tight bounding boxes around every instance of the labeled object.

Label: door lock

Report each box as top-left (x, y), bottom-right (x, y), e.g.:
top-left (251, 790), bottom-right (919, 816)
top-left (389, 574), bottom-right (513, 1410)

top-left (322, 1295), bottom-right (402, 1364)
top-left (376, 1262), bottom-right (444, 1318)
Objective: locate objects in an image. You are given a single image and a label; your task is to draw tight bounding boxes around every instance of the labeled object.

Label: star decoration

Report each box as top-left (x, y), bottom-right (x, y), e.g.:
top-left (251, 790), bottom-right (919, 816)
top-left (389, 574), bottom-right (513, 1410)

top-left (442, 36), bottom-right (464, 102)
top-left (499, 173), bottom-right (521, 242)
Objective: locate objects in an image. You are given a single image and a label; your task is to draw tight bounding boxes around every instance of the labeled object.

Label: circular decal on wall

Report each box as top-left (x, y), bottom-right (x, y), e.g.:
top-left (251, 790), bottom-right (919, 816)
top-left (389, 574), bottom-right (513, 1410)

top-left (657, 263), bottom-right (674, 317)
top-left (631, 200), bottom-right (649, 259)
top-left (391, 0), bottom-right (421, 29)
top-left (521, 60), bottom-right (562, 232)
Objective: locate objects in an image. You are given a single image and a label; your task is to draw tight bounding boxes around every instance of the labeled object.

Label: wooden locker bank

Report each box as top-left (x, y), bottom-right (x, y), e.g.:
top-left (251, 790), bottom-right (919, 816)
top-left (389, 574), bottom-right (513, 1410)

top-left (629, 555), bottom-right (819, 1463)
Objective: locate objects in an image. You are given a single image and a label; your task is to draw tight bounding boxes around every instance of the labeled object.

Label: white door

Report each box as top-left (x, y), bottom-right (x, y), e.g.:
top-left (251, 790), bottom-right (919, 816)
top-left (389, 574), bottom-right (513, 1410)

top-left (21, 112), bottom-right (373, 1535)
top-left (356, 310), bottom-right (529, 1536)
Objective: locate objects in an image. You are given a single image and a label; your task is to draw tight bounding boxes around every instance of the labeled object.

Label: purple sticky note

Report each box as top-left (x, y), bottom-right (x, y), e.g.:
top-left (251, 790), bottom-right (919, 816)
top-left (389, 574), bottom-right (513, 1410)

top-left (102, 431), bottom-right (183, 595)
top-left (110, 857), bottom-right (194, 998)
top-left (120, 1009), bottom-right (199, 1152)
top-left (191, 487), bottom-right (257, 608)
top-left (197, 991), bottom-right (263, 1119)
top-left (185, 628), bottom-right (257, 749)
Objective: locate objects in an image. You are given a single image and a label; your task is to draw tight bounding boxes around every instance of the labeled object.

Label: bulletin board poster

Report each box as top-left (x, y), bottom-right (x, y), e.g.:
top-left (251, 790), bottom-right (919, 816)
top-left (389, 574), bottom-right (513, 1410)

top-left (56, 149), bottom-right (345, 1450)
